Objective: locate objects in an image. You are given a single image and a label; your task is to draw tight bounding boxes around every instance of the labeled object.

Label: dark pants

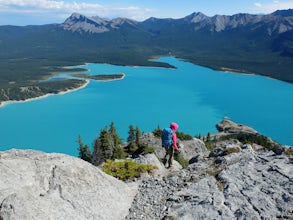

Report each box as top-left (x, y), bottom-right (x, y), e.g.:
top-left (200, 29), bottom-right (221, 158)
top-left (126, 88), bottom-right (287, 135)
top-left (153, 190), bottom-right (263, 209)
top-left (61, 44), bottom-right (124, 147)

top-left (163, 146), bottom-right (174, 168)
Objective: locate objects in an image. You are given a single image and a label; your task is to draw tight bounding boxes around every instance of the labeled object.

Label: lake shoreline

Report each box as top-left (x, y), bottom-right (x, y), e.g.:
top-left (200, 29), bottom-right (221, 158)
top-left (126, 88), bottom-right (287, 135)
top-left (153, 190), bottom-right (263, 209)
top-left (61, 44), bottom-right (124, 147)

top-left (1, 57), bottom-right (292, 151)
top-left (0, 80), bottom-right (90, 108)
top-left (0, 70), bottom-right (127, 109)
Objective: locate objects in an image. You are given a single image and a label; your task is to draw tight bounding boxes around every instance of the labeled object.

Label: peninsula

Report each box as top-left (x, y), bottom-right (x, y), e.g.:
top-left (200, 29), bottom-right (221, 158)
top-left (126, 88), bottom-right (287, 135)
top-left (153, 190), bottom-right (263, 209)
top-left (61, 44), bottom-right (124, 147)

top-left (71, 73), bottom-right (125, 81)
top-left (0, 10), bottom-right (292, 104)
top-left (0, 79), bottom-right (89, 108)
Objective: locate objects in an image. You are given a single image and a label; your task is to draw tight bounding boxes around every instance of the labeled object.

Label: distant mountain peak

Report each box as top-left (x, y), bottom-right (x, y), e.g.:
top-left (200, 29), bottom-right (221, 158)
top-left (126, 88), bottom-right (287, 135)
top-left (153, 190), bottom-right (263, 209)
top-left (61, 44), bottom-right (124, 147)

top-left (183, 12), bottom-right (208, 23)
top-left (61, 13), bottom-right (139, 33)
top-left (61, 10), bottom-right (293, 35)
top-left (273, 9), bottom-right (293, 17)
top-left (61, 13), bottom-right (110, 33)
top-left (110, 17), bottom-right (137, 27)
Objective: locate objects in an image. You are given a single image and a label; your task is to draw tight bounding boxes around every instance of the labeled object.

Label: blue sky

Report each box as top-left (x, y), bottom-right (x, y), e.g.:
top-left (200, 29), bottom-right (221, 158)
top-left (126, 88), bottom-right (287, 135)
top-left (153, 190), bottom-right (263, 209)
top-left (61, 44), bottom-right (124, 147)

top-left (0, 0), bottom-right (292, 26)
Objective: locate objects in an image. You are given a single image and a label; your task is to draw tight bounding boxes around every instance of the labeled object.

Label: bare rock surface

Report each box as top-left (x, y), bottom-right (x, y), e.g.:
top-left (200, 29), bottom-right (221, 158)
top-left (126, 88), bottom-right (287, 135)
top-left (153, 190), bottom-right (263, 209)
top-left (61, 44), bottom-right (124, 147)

top-left (0, 149), bottom-right (137, 220)
top-left (126, 143), bottom-right (293, 220)
top-left (216, 118), bottom-right (257, 134)
top-left (1, 121), bottom-right (292, 220)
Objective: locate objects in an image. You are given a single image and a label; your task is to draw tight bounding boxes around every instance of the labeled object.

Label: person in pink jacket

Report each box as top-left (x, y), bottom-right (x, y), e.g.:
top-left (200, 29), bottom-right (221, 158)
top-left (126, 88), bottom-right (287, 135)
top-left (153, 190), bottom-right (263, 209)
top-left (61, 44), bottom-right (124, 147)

top-left (163, 122), bottom-right (179, 168)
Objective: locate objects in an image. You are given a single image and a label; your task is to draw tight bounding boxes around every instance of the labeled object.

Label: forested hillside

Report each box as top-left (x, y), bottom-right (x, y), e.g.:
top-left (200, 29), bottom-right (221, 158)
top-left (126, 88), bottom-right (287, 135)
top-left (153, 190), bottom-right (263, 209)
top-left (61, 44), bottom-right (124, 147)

top-left (0, 9), bottom-right (292, 103)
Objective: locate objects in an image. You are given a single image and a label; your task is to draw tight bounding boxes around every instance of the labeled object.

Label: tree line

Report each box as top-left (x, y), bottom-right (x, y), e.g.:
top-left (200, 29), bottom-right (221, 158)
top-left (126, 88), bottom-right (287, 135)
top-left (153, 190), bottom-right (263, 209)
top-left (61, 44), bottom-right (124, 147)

top-left (77, 122), bottom-right (154, 166)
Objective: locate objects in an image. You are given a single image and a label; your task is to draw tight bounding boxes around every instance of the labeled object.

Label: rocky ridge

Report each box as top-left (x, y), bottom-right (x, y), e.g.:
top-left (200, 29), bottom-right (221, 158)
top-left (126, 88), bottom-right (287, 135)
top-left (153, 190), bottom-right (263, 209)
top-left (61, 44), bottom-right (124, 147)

top-left (125, 120), bottom-right (293, 219)
top-left (61, 12), bottom-right (137, 33)
top-left (61, 10), bottom-right (293, 35)
top-left (0, 120), bottom-right (292, 219)
top-left (126, 142), bottom-right (293, 219)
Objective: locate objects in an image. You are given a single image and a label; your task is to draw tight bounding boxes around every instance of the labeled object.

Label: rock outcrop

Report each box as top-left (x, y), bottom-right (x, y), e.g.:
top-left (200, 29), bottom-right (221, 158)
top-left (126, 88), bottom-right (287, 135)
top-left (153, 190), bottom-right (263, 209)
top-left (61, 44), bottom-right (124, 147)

top-left (1, 121), bottom-right (293, 220)
top-left (216, 118), bottom-right (257, 134)
top-left (126, 143), bottom-right (293, 219)
top-left (0, 149), bottom-right (137, 220)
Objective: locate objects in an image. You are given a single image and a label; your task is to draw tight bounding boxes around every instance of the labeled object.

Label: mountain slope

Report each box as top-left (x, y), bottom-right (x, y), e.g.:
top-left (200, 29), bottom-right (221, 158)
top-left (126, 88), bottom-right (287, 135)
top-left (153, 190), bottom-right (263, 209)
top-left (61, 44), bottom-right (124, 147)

top-left (0, 10), bottom-right (292, 103)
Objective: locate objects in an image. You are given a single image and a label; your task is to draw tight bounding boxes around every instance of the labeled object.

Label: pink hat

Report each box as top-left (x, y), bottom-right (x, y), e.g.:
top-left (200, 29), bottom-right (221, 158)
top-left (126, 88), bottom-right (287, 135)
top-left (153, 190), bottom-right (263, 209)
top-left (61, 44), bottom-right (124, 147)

top-left (170, 122), bottom-right (179, 131)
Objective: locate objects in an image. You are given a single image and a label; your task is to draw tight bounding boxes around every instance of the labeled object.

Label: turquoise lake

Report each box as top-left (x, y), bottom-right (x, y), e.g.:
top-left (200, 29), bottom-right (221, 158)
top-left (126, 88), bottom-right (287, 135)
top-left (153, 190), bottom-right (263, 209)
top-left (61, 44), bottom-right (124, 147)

top-left (1, 57), bottom-right (293, 156)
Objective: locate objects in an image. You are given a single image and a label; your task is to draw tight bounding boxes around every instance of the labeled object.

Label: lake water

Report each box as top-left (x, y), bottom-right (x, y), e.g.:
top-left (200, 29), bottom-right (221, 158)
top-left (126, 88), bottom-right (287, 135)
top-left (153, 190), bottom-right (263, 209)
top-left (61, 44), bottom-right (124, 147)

top-left (1, 57), bottom-right (292, 156)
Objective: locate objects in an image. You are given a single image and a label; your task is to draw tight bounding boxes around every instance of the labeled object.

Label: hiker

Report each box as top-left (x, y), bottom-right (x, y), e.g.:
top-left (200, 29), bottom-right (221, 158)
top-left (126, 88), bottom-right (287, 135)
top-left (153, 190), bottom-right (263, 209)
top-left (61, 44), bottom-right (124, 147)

top-left (162, 122), bottom-right (179, 168)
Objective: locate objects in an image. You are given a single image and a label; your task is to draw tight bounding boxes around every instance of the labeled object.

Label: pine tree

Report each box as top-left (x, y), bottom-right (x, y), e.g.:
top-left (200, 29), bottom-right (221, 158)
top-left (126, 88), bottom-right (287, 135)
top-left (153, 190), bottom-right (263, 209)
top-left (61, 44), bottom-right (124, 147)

top-left (109, 122), bottom-right (125, 159)
top-left (207, 132), bottom-right (211, 142)
top-left (152, 125), bottom-right (162, 137)
top-left (92, 126), bottom-right (112, 166)
top-left (135, 126), bottom-right (141, 146)
top-left (109, 122), bottom-right (123, 146)
top-left (127, 125), bottom-right (136, 143)
top-left (112, 146), bottom-right (126, 159)
top-left (100, 127), bottom-right (112, 160)
top-left (92, 137), bottom-right (103, 166)
top-left (127, 124), bottom-right (138, 154)
top-left (77, 135), bottom-right (92, 163)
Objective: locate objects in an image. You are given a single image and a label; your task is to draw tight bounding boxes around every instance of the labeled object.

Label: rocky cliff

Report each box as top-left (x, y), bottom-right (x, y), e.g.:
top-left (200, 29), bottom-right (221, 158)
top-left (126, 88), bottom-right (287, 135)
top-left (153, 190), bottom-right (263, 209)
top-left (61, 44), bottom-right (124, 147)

top-left (0, 150), bottom-right (137, 220)
top-left (0, 122), bottom-right (292, 219)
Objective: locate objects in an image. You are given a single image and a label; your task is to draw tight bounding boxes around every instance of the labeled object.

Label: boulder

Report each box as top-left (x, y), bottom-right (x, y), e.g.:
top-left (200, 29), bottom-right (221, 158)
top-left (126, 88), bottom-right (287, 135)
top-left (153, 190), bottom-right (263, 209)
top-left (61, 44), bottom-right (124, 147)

top-left (0, 149), bottom-right (137, 220)
top-left (216, 118), bottom-right (257, 134)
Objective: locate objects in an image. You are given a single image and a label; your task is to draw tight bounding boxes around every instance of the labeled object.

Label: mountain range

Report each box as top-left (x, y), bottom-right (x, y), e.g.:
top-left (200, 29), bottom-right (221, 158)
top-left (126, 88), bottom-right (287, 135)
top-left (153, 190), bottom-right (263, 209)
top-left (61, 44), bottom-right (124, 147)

top-left (0, 10), bottom-right (292, 103)
top-left (63, 10), bottom-right (293, 35)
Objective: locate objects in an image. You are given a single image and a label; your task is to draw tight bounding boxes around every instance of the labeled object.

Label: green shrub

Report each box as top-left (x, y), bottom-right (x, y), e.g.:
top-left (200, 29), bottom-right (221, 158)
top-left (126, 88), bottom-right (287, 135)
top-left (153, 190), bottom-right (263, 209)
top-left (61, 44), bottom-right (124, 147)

top-left (223, 147), bottom-right (240, 155)
top-left (128, 143), bottom-right (139, 154)
top-left (152, 126), bottom-right (162, 138)
top-left (174, 151), bottom-right (189, 168)
top-left (112, 146), bottom-right (127, 159)
top-left (144, 146), bottom-right (155, 154)
top-left (285, 147), bottom-right (293, 156)
top-left (205, 141), bottom-right (216, 151)
top-left (152, 126), bottom-right (192, 141)
top-left (206, 166), bottom-right (224, 177)
top-left (219, 133), bottom-right (278, 151)
top-left (176, 131), bottom-right (193, 141)
top-left (102, 159), bottom-right (157, 181)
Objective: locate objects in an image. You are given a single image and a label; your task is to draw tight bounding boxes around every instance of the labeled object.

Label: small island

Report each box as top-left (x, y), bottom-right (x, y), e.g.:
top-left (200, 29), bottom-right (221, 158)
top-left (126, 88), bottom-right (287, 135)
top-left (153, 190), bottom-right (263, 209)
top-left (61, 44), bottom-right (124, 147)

top-left (71, 73), bottom-right (125, 81)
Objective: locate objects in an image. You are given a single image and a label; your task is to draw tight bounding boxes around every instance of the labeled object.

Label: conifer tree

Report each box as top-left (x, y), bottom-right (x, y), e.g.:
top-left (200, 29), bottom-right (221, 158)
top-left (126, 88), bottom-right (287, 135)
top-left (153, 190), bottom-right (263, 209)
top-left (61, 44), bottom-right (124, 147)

top-left (127, 125), bottom-right (136, 143)
top-left (92, 137), bottom-right (103, 166)
top-left (135, 126), bottom-right (141, 146)
top-left (127, 124), bottom-right (138, 154)
top-left (109, 122), bottom-right (125, 159)
top-left (109, 122), bottom-right (123, 146)
top-left (92, 126), bottom-right (112, 166)
top-left (77, 135), bottom-right (92, 163)
top-left (112, 146), bottom-right (126, 159)
top-left (100, 126), bottom-right (112, 160)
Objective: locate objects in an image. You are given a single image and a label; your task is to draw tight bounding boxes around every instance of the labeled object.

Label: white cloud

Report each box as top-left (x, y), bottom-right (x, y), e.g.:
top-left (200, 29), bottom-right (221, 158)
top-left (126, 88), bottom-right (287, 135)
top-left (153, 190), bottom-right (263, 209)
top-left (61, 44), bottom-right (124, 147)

top-left (0, 0), bottom-right (102, 10)
top-left (254, 2), bottom-right (262, 7)
top-left (254, 1), bottom-right (293, 13)
top-left (0, 0), bottom-right (154, 20)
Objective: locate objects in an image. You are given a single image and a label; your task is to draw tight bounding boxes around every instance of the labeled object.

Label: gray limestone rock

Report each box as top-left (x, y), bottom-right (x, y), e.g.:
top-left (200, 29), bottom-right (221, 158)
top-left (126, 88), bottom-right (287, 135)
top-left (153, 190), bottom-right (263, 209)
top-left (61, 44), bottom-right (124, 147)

top-left (1, 130), bottom-right (292, 220)
top-left (126, 143), bottom-right (293, 220)
top-left (0, 149), bottom-right (137, 220)
top-left (216, 118), bottom-right (257, 134)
